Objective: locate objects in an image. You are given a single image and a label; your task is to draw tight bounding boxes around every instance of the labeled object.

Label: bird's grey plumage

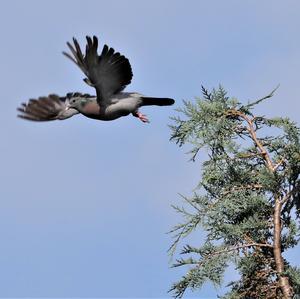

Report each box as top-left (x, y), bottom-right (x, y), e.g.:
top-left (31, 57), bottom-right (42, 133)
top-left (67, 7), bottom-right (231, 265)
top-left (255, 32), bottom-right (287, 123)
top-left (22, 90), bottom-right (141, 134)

top-left (18, 35), bottom-right (174, 123)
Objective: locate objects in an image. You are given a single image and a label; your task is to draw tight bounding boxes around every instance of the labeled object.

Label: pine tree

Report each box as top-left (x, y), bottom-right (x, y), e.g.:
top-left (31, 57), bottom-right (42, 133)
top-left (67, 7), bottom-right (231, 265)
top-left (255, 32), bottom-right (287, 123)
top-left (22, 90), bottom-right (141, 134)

top-left (169, 86), bottom-right (300, 299)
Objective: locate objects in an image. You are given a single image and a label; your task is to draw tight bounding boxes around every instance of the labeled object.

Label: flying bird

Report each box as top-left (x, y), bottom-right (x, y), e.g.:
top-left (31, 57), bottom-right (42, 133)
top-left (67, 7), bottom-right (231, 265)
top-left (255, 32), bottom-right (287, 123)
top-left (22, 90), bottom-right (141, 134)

top-left (17, 36), bottom-right (175, 123)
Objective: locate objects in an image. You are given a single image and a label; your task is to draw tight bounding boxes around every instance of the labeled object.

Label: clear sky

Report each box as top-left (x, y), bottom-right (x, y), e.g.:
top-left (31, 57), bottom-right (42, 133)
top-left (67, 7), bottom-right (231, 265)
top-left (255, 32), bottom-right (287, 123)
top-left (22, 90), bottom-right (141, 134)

top-left (1, 0), bottom-right (299, 298)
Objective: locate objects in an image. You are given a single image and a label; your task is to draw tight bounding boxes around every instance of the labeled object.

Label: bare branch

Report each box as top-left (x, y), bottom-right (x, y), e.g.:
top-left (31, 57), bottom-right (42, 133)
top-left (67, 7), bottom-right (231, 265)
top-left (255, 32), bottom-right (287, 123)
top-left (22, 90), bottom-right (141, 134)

top-left (281, 182), bottom-right (300, 204)
top-left (272, 158), bottom-right (286, 172)
top-left (244, 85), bottom-right (280, 109)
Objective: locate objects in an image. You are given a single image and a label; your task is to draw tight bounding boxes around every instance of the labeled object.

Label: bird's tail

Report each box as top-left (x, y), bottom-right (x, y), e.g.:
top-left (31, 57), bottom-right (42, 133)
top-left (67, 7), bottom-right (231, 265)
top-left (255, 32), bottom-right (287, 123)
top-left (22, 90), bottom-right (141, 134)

top-left (141, 97), bottom-right (175, 106)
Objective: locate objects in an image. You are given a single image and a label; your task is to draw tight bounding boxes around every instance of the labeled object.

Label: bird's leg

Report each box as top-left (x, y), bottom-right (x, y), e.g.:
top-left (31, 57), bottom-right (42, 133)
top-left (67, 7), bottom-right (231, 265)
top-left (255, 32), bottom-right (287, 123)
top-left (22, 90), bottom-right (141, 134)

top-left (132, 111), bottom-right (150, 123)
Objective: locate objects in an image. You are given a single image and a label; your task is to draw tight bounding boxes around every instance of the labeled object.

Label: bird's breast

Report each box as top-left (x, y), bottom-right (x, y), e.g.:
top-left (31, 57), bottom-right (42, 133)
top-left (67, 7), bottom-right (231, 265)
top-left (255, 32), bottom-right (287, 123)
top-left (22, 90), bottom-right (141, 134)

top-left (81, 101), bottom-right (101, 116)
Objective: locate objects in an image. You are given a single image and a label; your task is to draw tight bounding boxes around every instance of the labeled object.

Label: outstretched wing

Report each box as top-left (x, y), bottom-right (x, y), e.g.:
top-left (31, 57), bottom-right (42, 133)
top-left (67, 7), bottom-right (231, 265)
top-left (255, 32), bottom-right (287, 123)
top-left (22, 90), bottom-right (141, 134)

top-left (63, 36), bottom-right (133, 106)
top-left (17, 94), bottom-right (79, 121)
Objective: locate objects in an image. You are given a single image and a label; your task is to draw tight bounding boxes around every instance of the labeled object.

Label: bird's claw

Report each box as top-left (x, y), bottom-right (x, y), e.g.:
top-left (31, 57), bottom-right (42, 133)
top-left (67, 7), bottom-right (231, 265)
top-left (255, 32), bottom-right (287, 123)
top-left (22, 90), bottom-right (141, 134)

top-left (133, 111), bottom-right (150, 123)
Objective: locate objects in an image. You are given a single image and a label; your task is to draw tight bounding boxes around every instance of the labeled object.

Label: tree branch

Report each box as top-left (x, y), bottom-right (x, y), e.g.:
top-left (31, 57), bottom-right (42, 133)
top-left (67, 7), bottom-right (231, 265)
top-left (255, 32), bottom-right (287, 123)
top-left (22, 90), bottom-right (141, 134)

top-left (221, 184), bottom-right (263, 196)
top-left (197, 242), bottom-right (274, 262)
top-left (281, 182), bottom-right (300, 204)
top-left (226, 109), bottom-right (274, 171)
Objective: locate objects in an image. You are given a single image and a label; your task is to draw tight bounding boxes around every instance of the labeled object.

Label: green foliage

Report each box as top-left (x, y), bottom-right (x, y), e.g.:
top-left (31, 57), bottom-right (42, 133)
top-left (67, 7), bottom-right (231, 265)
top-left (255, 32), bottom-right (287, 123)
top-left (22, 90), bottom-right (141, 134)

top-left (285, 266), bottom-right (300, 294)
top-left (169, 86), bottom-right (300, 298)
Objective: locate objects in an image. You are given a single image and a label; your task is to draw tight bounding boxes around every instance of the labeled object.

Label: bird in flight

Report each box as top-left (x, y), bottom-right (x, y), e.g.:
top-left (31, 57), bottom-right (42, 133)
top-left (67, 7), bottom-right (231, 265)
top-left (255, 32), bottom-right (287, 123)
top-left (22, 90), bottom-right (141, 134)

top-left (17, 36), bottom-right (175, 123)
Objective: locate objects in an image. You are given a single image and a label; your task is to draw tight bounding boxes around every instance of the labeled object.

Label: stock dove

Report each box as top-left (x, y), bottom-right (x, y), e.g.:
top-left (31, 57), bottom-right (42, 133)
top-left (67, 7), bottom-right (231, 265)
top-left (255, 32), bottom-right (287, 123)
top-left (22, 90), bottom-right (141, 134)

top-left (18, 36), bottom-right (174, 123)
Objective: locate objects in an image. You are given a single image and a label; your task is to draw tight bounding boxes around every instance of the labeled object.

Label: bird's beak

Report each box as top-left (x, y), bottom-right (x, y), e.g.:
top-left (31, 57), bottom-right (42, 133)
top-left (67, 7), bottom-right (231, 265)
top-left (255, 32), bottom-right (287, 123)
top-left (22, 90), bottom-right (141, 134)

top-left (65, 98), bottom-right (71, 110)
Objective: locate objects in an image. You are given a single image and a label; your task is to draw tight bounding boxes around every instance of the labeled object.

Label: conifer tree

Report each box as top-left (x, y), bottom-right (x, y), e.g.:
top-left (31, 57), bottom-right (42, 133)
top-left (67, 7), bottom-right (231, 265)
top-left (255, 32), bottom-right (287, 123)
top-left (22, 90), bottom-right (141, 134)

top-left (169, 86), bottom-right (300, 299)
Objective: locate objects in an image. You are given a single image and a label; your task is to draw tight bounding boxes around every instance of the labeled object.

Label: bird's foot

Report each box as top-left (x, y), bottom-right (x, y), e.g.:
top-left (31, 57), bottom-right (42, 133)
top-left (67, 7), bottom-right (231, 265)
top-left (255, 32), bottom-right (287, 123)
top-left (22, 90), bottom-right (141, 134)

top-left (133, 111), bottom-right (150, 123)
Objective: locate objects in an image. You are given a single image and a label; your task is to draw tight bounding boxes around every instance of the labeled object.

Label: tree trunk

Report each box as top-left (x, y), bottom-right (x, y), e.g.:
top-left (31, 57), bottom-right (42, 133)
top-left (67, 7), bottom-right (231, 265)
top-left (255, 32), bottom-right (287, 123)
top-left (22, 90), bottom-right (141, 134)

top-left (273, 199), bottom-right (293, 298)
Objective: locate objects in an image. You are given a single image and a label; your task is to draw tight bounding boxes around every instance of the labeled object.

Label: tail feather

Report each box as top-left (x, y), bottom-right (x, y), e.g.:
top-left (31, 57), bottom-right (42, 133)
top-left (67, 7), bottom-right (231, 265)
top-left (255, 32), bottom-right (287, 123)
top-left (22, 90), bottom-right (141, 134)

top-left (141, 97), bottom-right (175, 106)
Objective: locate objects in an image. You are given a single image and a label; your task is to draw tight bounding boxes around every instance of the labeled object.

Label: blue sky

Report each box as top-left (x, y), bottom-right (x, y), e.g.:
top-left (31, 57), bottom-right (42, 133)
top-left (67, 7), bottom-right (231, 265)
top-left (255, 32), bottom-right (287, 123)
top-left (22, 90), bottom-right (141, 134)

top-left (1, 0), bottom-right (300, 298)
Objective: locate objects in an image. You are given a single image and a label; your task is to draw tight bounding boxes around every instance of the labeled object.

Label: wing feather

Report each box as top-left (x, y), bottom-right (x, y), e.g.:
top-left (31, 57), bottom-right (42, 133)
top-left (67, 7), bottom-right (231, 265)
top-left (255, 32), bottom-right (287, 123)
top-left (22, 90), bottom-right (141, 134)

top-left (63, 35), bottom-right (133, 106)
top-left (17, 94), bottom-right (79, 121)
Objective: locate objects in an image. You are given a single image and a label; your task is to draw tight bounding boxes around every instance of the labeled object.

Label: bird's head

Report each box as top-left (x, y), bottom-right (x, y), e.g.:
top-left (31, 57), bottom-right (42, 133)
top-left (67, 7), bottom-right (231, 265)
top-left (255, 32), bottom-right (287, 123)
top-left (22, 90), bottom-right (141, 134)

top-left (65, 92), bottom-right (88, 111)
